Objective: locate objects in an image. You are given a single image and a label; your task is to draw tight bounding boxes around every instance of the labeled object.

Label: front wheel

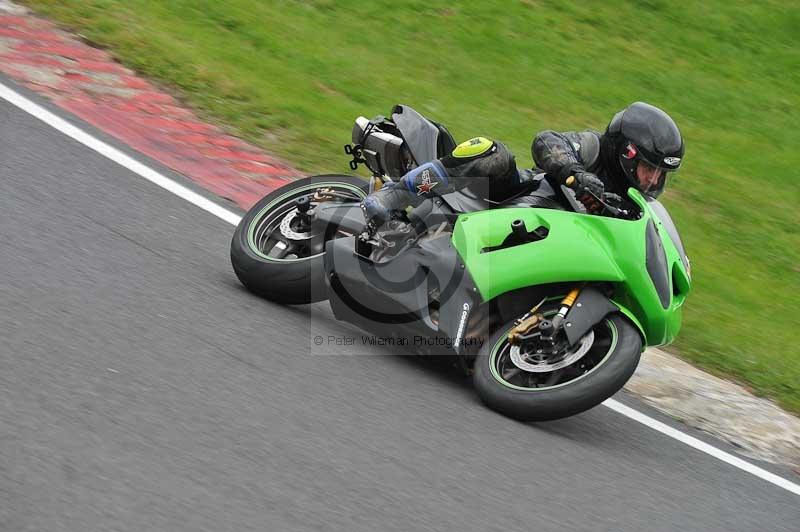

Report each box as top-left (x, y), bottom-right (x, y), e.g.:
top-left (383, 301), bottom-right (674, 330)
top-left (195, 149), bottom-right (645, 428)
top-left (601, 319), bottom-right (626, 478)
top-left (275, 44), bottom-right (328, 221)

top-left (473, 311), bottom-right (642, 421)
top-left (230, 174), bottom-right (369, 304)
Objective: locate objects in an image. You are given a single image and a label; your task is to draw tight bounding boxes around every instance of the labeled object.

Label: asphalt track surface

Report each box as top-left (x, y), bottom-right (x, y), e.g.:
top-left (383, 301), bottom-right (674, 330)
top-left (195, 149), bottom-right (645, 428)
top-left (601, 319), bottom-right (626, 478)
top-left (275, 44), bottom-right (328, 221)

top-left (1, 78), bottom-right (798, 531)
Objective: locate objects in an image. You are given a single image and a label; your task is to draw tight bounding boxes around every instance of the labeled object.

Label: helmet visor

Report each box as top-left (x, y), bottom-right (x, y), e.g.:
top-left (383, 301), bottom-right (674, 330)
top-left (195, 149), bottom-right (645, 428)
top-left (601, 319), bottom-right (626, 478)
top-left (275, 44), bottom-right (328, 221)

top-left (619, 142), bottom-right (680, 198)
top-left (636, 160), bottom-right (670, 198)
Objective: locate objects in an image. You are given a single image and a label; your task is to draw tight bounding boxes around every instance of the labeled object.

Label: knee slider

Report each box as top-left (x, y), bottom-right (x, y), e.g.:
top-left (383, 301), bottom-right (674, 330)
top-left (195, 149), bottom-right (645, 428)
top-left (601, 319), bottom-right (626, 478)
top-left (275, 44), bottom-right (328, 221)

top-left (442, 137), bottom-right (516, 179)
top-left (451, 136), bottom-right (496, 159)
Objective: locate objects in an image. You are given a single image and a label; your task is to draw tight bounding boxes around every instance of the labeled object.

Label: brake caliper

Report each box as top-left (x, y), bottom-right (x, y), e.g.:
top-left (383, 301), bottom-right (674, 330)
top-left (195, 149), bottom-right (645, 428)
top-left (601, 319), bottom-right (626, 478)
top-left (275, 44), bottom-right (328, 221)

top-left (508, 300), bottom-right (545, 345)
top-left (508, 288), bottom-right (583, 346)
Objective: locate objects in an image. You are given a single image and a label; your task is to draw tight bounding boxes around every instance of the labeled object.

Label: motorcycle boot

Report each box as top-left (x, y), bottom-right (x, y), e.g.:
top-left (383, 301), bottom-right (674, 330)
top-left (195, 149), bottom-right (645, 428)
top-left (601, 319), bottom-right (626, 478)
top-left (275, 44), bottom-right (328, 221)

top-left (361, 160), bottom-right (450, 226)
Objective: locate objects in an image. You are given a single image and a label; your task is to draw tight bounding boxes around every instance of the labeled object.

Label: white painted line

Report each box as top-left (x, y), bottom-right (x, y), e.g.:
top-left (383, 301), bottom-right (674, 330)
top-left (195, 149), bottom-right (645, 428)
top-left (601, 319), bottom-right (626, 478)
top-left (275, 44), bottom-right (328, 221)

top-left (1, 80), bottom-right (798, 498)
top-left (0, 82), bottom-right (243, 226)
top-left (605, 398), bottom-right (800, 496)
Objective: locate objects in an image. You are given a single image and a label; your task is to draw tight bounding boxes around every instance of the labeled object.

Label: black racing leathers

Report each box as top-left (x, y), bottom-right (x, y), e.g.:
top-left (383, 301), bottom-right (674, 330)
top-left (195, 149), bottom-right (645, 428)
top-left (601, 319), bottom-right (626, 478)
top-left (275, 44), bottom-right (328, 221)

top-left (531, 129), bottom-right (625, 196)
top-left (438, 139), bottom-right (521, 202)
top-left (361, 138), bottom-right (524, 225)
top-left (362, 130), bottom-right (624, 226)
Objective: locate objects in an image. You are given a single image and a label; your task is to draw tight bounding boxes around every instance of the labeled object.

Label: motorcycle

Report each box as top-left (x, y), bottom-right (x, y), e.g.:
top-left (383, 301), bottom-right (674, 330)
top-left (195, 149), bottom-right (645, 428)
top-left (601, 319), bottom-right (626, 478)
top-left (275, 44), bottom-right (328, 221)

top-left (230, 105), bottom-right (692, 421)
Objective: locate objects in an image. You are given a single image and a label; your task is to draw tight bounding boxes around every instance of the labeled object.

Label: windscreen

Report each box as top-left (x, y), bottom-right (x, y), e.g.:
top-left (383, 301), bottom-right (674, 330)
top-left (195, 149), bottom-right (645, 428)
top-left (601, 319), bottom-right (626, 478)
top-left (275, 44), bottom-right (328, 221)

top-left (647, 198), bottom-right (690, 274)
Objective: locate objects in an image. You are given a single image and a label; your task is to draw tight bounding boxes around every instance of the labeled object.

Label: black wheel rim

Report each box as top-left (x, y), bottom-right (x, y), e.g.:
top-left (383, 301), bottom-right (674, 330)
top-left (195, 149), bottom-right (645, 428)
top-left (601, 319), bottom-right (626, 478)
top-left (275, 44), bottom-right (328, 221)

top-left (489, 313), bottom-right (618, 391)
top-left (246, 182), bottom-right (366, 262)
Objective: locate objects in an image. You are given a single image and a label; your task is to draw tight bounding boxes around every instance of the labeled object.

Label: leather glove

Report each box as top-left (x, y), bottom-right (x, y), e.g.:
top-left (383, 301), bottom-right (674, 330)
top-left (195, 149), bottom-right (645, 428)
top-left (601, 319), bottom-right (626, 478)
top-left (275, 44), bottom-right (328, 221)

top-left (565, 172), bottom-right (604, 213)
top-left (568, 171), bottom-right (604, 198)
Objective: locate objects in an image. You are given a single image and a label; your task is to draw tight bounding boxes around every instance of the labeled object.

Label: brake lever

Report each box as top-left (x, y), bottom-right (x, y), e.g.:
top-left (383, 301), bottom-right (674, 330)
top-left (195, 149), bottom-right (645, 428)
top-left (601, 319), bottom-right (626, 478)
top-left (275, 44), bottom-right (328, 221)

top-left (559, 184), bottom-right (588, 214)
top-left (563, 176), bottom-right (625, 216)
top-left (586, 191), bottom-right (629, 217)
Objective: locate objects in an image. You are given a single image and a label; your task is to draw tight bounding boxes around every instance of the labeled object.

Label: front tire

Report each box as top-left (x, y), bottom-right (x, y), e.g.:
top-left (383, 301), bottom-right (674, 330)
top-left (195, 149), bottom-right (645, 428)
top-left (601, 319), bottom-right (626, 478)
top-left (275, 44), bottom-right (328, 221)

top-left (230, 174), bottom-right (369, 304)
top-left (473, 313), bottom-right (642, 421)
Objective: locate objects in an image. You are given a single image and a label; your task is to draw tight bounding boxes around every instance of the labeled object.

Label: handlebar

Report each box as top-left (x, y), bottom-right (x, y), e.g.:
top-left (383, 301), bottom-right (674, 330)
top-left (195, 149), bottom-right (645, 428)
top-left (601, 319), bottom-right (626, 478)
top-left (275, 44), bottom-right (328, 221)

top-left (562, 177), bottom-right (630, 218)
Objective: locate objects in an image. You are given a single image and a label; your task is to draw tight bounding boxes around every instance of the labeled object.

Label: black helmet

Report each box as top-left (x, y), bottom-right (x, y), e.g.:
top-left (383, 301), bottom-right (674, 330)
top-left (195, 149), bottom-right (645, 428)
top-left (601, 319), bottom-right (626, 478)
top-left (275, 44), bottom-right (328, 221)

top-left (605, 102), bottom-right (684, 198)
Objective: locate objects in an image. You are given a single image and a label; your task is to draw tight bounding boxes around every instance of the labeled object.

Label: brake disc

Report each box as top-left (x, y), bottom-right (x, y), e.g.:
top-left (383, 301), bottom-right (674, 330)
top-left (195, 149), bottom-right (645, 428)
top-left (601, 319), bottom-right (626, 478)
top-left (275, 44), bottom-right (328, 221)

top-left (509, 330), bottom-right (595, 373)
top-left (278, 209), bottom-right (314, 241)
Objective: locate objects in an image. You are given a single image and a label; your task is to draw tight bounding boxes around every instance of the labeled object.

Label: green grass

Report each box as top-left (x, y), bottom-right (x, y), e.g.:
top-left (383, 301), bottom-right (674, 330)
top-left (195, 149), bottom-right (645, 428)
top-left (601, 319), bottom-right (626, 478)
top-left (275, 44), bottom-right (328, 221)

top-left (21, 0), bottom-right (800, 412)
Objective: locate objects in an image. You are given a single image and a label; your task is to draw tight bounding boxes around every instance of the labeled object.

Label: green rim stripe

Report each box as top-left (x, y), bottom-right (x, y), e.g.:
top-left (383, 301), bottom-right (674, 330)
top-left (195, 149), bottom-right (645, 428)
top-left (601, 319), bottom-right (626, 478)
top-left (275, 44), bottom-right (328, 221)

top-left (489, 319), bottom-right (618, 391)
top-left (246, 181), bottom-right (367, 261)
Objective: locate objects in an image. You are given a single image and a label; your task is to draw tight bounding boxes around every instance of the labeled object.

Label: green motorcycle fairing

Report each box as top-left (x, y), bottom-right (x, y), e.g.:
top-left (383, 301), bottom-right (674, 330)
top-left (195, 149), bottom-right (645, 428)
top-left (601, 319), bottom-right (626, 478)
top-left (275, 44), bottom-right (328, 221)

top-left (451, 189), bottom-right (691, 347)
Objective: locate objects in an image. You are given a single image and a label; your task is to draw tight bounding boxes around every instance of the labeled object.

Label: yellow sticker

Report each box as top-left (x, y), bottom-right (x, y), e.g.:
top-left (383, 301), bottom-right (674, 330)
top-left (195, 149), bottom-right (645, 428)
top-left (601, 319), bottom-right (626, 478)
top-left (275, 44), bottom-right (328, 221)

top-left (452, 137), bottom-right (493, 158)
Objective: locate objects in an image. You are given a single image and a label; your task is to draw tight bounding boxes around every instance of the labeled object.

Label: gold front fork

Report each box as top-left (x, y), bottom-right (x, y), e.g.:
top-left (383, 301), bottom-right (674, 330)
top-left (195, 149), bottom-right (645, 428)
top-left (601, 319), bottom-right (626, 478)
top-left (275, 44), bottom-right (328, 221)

top-left (507, 287), bottom-right (582, 345)
top-left (550, 287), bottom-right (581, 331)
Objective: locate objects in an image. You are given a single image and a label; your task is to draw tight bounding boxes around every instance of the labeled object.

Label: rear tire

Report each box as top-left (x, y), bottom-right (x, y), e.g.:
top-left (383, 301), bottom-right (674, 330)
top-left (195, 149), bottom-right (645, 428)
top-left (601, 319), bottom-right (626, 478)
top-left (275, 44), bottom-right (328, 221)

top-left (230, 174), bottom-right (368, 304)
top-left (473, 313), bottom-right (642, 421)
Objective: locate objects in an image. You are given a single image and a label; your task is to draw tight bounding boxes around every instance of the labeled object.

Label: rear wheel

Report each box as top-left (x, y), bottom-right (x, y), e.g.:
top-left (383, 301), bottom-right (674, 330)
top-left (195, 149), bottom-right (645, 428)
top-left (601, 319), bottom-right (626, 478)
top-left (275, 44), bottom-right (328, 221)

top-left (230, 174), bottom-right (368, 304)
top-left (473, 306), bottom-right (642, 421)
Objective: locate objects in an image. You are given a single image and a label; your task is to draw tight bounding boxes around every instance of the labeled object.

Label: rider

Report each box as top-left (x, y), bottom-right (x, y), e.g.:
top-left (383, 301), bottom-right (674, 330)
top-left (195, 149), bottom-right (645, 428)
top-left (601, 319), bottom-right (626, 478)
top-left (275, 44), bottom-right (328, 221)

top-left (361, 101), bottom-right (684, 225)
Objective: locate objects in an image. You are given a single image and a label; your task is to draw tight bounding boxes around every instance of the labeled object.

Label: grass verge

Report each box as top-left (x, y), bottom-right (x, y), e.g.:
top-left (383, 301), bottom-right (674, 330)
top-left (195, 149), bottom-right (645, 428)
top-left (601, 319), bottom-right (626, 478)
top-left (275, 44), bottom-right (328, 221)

top-left (21, 0), bottom-right (800, 413)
